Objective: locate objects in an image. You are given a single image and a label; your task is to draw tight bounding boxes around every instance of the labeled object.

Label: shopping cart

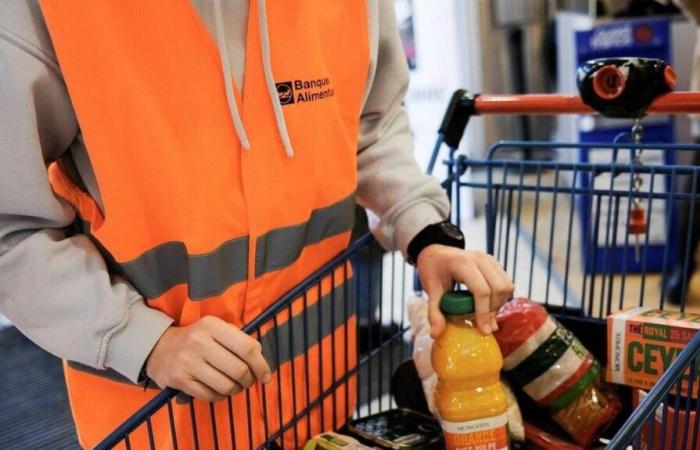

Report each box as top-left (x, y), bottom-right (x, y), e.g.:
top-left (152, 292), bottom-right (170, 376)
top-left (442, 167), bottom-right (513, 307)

top-left (95, 62), bottom-right (700, 449)
top-left (431, 82), bottom-right (700, 449)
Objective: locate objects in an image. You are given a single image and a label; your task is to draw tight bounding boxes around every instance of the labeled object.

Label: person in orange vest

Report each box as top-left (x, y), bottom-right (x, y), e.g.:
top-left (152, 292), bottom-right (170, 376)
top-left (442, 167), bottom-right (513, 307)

top-left (0, 1), bottom-right (514, 448)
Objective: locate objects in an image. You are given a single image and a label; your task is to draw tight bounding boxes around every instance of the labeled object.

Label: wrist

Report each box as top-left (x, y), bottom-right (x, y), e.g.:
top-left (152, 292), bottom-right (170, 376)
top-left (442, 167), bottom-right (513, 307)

top-left (140, 326), bottom-right (171, 386)
top-left (407, 221), bottom-right (465, 265)
top-left (144, 326), bottom-right (176, 378)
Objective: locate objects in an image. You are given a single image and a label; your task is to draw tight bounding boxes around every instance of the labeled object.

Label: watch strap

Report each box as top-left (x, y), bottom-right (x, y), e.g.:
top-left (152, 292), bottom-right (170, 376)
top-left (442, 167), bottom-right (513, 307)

top-left (406, 221), bottom-right (465, 265)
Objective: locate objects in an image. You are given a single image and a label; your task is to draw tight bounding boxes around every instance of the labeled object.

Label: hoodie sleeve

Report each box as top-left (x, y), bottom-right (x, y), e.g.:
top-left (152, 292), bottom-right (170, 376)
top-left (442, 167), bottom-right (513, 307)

top-left (0, 0), bottom-right (173, 383)
top-left (357, 0), bottom-right (450, 255)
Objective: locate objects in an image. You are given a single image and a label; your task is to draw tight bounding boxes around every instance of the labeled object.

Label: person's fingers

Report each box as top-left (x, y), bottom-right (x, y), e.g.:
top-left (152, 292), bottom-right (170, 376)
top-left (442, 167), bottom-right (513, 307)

top-left (205, 343), bottom-right (256, 388)
top-left (499, 264), bottom-right (515, 299)
top-left (490, 314), bottom-right (499, 332)
top-left (497, 264), bottom-right (514, 296)
top-left (210, 319), bottom-right (271, 383)
top-left (477, 256), bottom-right (513, 312)
top-left (427, 285), bottom-right (447, 338)
top-left (182, 379), bottom-right (226, 403)
top-left (489, 258), bottom-right (513, 332)
top-left (193, 361), bottom-right (240, 397)
top-left (452, 262), bottom-right (492, 334)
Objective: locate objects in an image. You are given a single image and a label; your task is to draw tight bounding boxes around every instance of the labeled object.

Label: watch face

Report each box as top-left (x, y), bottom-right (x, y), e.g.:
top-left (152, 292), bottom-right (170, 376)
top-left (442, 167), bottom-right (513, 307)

top-left (440, 223), bottom-right (464, 241)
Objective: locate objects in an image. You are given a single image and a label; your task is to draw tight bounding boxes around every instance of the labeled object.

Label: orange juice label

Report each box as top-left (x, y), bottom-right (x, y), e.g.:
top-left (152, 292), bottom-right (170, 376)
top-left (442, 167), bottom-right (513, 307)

top-left (441, 413), bottom-right (508, 450)
top-left (607, 307), bottom-right (700, 396)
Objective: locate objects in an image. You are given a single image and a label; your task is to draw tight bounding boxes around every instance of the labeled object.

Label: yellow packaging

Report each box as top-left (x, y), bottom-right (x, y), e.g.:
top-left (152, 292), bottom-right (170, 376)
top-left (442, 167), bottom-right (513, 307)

top-left (433, 291), bottom-right (508, 450)
top-left (607, 307), bottom-right (700, 395)
top-left (303, 432), bottom-right (371, 450)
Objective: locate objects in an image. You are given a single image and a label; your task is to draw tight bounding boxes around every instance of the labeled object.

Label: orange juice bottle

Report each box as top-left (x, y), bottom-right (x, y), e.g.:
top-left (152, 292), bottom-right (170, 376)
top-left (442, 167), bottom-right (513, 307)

top-left (432, 291), bottom-right (508, 450)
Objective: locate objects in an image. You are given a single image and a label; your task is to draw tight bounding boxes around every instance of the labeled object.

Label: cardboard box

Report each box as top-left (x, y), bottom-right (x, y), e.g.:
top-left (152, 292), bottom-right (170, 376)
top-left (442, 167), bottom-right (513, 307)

top-left (607, 307), bottom-right (700, 395)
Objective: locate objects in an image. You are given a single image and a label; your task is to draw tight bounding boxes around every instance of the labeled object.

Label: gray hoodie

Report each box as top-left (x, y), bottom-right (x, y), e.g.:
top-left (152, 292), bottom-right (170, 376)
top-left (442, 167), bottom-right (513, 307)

top-left (0, 0), bottom-right (449, 383)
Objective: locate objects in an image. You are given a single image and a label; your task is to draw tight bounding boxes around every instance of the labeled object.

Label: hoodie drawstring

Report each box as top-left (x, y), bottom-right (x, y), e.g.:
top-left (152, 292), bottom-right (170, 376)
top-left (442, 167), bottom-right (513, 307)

top-left (213, 0), bottom-right (250, 150)
top-left (257, 0), bottom-right (295, 157)
top-left (212, 0), bottom-right (295, 158)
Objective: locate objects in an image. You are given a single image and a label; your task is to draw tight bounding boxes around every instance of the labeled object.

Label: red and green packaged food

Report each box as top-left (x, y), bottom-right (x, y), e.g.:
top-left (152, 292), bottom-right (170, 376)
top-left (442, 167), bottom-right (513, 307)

top-left (493, 298), bottom-right (621, 447)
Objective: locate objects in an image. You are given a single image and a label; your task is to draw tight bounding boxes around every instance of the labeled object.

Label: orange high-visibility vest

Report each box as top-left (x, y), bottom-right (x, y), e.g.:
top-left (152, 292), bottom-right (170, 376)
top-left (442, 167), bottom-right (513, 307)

top-left (39, 0), bottom-right (369, 448)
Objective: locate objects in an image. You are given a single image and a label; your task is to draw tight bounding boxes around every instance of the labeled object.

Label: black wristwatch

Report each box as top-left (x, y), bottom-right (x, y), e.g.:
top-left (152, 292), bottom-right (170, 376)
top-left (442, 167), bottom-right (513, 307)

top-left (138, 363), bottom-right (154, 390)
top-left (406, 221), bottom-right (465, 265)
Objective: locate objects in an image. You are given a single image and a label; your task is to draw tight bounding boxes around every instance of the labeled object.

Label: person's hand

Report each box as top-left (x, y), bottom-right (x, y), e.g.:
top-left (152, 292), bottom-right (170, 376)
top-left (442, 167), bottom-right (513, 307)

top-left (417, 244), bottom-right (514, 337)
top-left (146, 316), bottom-right (272, 402)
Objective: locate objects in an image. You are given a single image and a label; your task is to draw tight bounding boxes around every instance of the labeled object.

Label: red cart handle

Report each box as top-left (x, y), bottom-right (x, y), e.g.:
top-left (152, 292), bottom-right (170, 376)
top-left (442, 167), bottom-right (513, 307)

top-left (473, 91), bottom-right (700, 115)
top-left (436, 88), bottom-right (700, 152)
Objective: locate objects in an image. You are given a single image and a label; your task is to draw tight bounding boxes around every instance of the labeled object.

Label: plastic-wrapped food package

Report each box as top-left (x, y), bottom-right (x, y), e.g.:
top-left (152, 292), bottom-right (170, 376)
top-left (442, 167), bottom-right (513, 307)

top-left (407, 297), bottom-right (438, 415)
top-left (501, 380), bottom-right (525, 443)
top-left (493, 298), bottom-right (621, 447)
top-left (407, 297), bottom-right (434, 380)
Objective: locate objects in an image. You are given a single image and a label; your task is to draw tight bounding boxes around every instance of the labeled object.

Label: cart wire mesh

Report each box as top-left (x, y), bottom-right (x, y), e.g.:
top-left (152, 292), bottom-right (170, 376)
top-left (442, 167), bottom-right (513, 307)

top-left (445, 137), bottom-right (700, 450)
top-left (95, 233), bottom-right (415, 450)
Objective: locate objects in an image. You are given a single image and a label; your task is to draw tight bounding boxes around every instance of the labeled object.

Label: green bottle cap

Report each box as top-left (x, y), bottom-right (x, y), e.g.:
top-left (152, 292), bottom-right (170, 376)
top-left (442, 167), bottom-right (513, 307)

top-left (440, 290), bottom-right (475, 315)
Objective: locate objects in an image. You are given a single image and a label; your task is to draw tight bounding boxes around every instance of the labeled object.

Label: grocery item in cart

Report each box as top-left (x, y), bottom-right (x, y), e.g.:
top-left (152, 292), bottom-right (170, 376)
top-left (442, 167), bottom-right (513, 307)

top-left (607, 307), bottom-right (700, 396)
top-left (407, 296), bottom-right (435, 390)
top-left (494, 298), bottom-right (621, 447)
top-left (432, 291), bottom-right (509, 450)
top-left (631, 389), bottom-right (699, 450)
top-left (304, 432), bottom-right (374, 450)
top-left (347, 409), bottom-right (443, 449)
top-left (500, 380), bottom-right (525, 444)
top-left (523, 422), bottom-right (584, 450)
top-left (407, 295), bottom-right (525, 443)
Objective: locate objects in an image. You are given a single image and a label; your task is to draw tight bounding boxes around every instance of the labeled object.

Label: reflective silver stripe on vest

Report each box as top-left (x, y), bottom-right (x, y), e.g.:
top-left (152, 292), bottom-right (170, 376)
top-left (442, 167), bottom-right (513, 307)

top-left (260, 278), bottom-right (355, 373)
top-left (88, 194), bottom-right (353, 300)
top-left (255, 193), bottom-right (356, 278)
top-left (120, 237), bottom-right (249, 300)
